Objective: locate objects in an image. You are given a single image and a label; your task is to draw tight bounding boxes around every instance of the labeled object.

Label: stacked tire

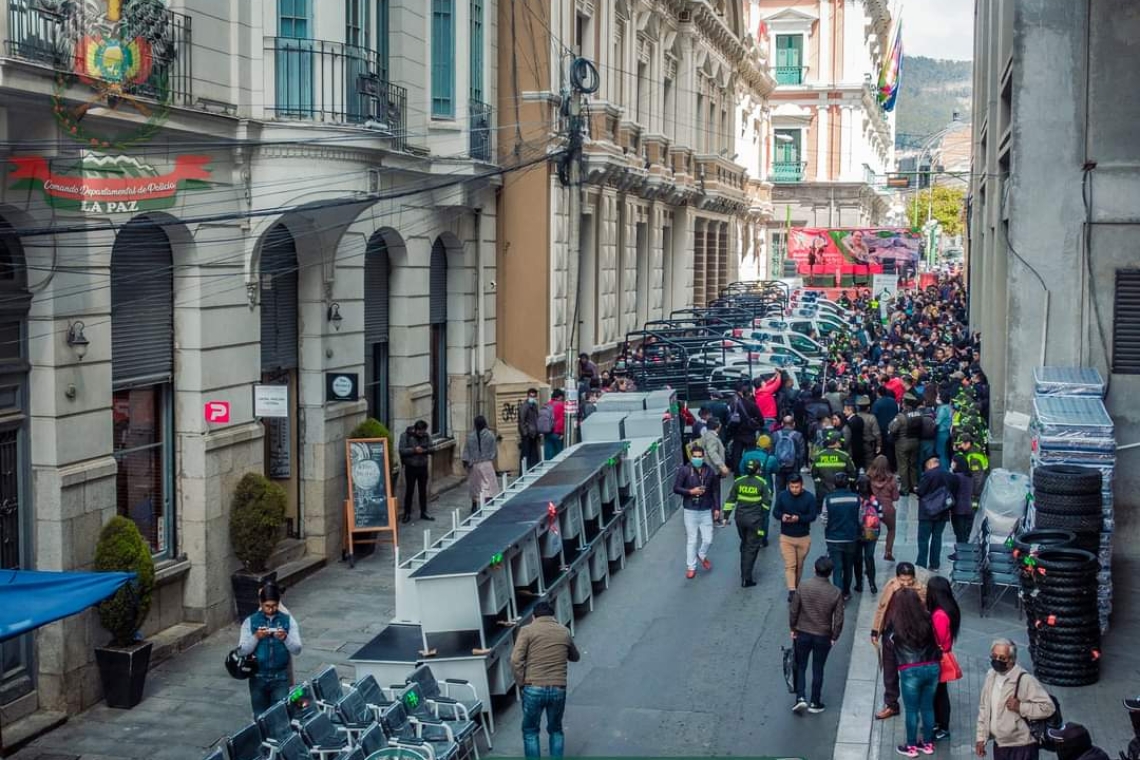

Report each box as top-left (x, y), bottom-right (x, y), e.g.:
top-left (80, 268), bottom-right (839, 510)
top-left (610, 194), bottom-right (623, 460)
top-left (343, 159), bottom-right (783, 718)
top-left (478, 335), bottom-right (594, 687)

top-left (1019, 546), bottom-right (1101, 686)
top-left (1031, 465), bottom-right (1103, 553)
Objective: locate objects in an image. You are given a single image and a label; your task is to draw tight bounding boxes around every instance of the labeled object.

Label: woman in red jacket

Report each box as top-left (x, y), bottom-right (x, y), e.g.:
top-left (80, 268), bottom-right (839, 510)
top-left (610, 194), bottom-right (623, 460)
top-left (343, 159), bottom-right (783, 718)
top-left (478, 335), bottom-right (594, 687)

top-left (926, 576), bottom-right (961, 742)
top-left (753, 372), bottom-right (784, 429)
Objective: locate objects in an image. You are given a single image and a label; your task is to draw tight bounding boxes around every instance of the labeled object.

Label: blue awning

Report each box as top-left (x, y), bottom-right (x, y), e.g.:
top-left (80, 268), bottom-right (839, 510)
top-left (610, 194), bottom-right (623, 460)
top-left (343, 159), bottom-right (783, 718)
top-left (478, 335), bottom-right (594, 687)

top-left (0, 569), bottom-right (136, 642)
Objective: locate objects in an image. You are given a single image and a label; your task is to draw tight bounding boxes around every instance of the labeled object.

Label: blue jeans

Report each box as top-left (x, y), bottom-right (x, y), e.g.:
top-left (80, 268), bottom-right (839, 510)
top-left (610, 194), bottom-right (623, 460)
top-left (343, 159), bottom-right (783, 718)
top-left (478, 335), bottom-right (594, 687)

top-left (916, 519), bottom-right (948, 569)
top-left (793, 631), bottom-right (833, 703)
top-left (521, 685), bottom-right (567, 758)
top-left (827, 541), bottom-right (857, 595)
top-left (899, 663), bottom-right (940, 746)
top-left (248, 672), bottom-right (290, 717)
top-left (544, 434), bottom-right (564, 461)
top-left (936, 430), bottom-right (951, 470)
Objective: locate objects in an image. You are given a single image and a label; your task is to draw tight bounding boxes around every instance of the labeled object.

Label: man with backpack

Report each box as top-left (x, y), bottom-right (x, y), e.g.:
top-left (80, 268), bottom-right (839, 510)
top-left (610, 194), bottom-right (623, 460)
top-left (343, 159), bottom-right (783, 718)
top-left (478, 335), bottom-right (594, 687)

top-left (539, 389), bottom-right (566, 461)
top-left (729, 382), bottom-right (764, 471)
top-left (725, 458), bottom-right (772, 586)
top-left (773, 416), bottom-right (806, 493)
top-left (518, 388), bottom-right (541, 472)
top-left (915, 455), bottom-right (956, 571)
top-left (975, 639), bottom-right (1057, 760)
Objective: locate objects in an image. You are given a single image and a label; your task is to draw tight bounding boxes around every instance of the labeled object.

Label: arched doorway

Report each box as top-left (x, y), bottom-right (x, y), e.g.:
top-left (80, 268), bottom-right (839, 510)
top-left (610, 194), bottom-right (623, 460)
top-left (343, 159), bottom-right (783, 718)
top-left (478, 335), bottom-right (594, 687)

top-left (0, 215), bottom-right (32, 703)
top-left (110, 217), bottom-right (175, 559)
top-left (364, 230), bottom-right (394, 425)
top-left (259, 222), bottom-right (302, 537)
top-left (429, 237), bottom-right (448, 436)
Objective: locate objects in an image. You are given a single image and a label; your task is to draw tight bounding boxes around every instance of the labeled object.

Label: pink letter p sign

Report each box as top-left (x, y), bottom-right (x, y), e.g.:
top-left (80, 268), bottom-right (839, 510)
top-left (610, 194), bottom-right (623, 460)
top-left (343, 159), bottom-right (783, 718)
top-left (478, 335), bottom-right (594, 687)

top-left (204, 401), bottom-right (231, 424)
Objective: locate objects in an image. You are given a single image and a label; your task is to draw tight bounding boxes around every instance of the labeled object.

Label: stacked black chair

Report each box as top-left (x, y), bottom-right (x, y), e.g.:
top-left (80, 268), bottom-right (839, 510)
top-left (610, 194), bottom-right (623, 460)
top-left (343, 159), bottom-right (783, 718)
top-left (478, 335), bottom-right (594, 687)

top-left (257, 700), bottom-right (296, 753)
top-left (380, 701), bottom-right (459, 760)
top-left (1031, 465), bottom-right (1103, 554)
top-left (202, 748), bottom-right (226, 760)
top-left (396, 682), bottom-right (478, 760)
top-left (354, 675), bottom-right (395, 722)
top-left (1019, 546), bottom-right (1101, 686)
top-left (299, 711), bottom-right (352, 760)
top-left (406, 666), bottom-right (493, 749)
top-left (228, 723), bottom-right (270, 760)
top-left (333, 688), bottom-right (378, 744)
top-left (312, 665), bottom-right (349, 715)
top-left (276, 734), bottom-right (312, 760)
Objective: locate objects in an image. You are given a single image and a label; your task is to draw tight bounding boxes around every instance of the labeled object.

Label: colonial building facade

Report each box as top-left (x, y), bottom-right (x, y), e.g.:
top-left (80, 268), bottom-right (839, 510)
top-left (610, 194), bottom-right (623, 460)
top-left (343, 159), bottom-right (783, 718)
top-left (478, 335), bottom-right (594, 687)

top-left (755, 0), bottom-right (896, 271)
top-left (0, 0), bottom-right (498, 721)
top-left (497, 0), bottom-right (776, 385)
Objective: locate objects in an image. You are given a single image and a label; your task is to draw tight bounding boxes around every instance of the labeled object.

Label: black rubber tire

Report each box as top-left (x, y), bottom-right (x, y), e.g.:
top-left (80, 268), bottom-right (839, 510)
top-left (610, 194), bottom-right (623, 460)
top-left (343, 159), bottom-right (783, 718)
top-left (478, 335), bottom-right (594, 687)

top-left (1033, 602), bottom-right (1098, 617)
top-left (1033, 547), bottom-right (1098, 570)
top-left (1032, 645), bottom-right (1100, 661)
top-left (1037, 671), bottom-right (1100, 687)
top-left (1037, 666), bottom-right (1101, 681)
top-left (1033, 464), bottom-right (1103, 495)
top-left (1035, 659), bottom-right (1101, 674)
top-left (1034, 634), bottom-right (1101, 648)
top-left (1033, 491), bottom-right (1103, 515)
top-left (1033, 511), bottom-right (1104, 533)
top-left (1012, 529), bottom-right (1076, 556)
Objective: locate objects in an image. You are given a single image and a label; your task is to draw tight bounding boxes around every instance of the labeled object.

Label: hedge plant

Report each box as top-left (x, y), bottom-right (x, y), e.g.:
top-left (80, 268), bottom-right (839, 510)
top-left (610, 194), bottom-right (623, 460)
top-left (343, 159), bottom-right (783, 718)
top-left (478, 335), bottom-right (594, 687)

top-left (94, 516), bottom-right (156, 647)
top-left (229, 473), bottom-right (287, 573)
top-left (350, 418), bottom-right (399, 473)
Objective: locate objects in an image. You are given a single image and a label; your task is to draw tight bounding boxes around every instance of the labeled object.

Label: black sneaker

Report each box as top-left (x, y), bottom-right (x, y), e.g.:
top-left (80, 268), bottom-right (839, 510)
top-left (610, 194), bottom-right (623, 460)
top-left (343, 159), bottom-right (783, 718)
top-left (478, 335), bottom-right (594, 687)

top-left (742, 579), bottom-right (758, 588)
top-left (787, 590), bottom-right (796, 603)
top-left (854, 585), bottom-right (864, 593)
top-left (933, 728), bottom-right (950, 742)
top-left (401, 514), bottom-right (411, 524)
top-left (792, 698), bottom-right (808, 714)
top-left (808, 702), bottom-right (826, 714)
top-left (420, 514), bottom-right (436, 521)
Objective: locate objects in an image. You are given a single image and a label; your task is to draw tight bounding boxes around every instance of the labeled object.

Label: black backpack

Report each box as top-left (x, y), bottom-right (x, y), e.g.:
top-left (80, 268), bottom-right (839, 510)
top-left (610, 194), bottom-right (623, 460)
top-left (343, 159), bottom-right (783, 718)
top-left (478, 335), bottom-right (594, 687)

top-left (1014, 673), bottom-right (1063, 750)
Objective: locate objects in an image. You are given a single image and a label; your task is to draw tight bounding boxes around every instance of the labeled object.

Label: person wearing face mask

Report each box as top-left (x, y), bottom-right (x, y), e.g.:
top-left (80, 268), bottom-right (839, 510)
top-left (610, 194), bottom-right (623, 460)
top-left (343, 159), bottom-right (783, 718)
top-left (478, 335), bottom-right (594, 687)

top-left (672, 444), bottom-right (720, 579)
top-left (1044, 724), bottom-right (1109, 760)
top-left (518, 388), bottom-right (541, 472)
top-left (974, 639), bottom-right (1056, 759)
top-left (871, 563), bottom-right (927, 720)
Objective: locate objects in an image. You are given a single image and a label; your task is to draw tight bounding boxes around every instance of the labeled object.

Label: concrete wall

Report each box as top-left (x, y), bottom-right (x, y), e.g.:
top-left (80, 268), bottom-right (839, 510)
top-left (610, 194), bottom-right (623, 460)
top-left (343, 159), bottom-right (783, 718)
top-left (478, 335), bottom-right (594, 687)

top-left (970, 0), bottom-right (1140, 630)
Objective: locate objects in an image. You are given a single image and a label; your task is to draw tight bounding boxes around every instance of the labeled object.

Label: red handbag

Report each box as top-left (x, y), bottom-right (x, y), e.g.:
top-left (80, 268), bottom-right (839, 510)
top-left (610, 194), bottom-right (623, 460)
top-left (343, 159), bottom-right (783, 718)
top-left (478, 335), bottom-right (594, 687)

top-left (940, 651), bottom-right (963, 683)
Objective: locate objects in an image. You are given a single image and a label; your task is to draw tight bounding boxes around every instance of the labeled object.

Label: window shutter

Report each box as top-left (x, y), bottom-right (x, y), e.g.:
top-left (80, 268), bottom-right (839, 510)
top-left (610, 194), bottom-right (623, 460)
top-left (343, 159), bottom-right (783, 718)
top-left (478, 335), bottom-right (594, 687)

top-left (111, 220), bottom-right (174, 388)
top-left (365, 241), bottom-right (390, 344)
top-left (1112, 269), bottom-right (1140, 374)
top-left (430, 238), bottom-right (448, 325)
top-left (260, 224), bottom-right (300, 372)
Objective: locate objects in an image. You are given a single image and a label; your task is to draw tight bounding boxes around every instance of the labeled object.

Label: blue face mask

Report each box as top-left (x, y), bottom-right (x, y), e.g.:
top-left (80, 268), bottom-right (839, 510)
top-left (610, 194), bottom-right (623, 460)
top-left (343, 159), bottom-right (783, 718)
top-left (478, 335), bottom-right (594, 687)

top-left (691, 457), bottom-right (704, 469)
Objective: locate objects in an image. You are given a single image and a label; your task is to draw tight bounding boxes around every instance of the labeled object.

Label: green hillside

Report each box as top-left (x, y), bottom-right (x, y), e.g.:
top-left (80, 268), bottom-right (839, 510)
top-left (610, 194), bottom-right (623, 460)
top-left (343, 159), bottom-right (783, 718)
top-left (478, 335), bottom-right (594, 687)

top-left (895, 56), bottom-right (973, 150)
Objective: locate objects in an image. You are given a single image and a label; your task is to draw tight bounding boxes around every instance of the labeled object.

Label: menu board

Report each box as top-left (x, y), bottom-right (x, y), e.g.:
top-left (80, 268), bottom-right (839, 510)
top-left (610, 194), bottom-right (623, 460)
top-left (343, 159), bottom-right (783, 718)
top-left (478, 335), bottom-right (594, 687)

top-left (347, 439), bottom-right (391, 528)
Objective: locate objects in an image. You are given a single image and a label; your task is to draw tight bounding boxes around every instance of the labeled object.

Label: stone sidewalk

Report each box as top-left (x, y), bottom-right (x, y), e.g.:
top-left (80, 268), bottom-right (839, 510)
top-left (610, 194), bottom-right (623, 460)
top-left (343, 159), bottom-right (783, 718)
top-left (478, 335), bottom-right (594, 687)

top-left (834, 494), bottom-right (1140, 760)
top-left (10, 486), bottom-right (474, 760)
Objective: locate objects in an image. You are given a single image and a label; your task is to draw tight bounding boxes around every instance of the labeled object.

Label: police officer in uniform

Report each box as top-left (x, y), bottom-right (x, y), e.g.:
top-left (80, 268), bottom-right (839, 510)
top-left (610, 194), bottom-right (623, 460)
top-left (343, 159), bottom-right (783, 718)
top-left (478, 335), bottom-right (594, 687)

top-left (725, 458), bottom-right (773, 587)
top-left (811, 431), bottom-right (857, 510)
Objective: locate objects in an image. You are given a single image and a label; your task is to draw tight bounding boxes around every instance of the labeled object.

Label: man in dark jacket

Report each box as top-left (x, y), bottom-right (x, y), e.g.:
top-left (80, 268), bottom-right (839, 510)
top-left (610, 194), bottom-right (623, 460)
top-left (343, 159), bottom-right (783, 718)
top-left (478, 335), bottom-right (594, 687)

top-left (822, 472), bottom-right (861, 599)
top-left (915, 455), bottom-right (956, 570)
top-left (773, 474), bottom-right (817, 601)
top-left (673, 444), bottom-right (721, 579)
top-left (398, 420), bottom-right (433, 523)
top-left (872, 386), bottom-right (899, 470)
top-left (888, 395), bottom-right (923, 495)
top-left (518, 388), bottom-right (541, 472)
top-left (729, 382), bottom-right (764, 471)
top-left (811, 431), bottom-right (857, 509)
top-left (725, 458), bottom-right (772, 587)
top-left (790, 556), bottom-right (844, 714)
top-left (950, 454), bottom-right (975, 544)
top-left (1045, 723), bottom-right (1110, 760)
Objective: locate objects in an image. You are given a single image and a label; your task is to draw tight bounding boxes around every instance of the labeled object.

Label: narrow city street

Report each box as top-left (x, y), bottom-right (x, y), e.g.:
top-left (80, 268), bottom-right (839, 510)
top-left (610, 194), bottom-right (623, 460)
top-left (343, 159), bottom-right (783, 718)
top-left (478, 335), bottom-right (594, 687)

top-left (488, 492), bottom-right (854, 760)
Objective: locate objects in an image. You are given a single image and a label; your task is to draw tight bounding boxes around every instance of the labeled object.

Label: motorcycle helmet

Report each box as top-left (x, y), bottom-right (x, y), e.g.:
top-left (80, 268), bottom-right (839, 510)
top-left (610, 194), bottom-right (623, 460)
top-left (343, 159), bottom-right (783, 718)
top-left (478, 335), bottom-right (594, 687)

top-left (225, 648), bottom-right (258, 680)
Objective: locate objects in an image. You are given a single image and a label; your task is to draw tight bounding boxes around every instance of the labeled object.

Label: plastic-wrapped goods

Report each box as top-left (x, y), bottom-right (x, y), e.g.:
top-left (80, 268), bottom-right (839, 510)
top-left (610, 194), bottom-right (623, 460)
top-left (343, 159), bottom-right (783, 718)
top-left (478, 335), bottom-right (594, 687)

top-left (1031, 396), bottom-right (1115, 451)
top-left (1033, 366), bottom-right (1106, 397)
top-left (979, 469), bottom-right (1031, 537)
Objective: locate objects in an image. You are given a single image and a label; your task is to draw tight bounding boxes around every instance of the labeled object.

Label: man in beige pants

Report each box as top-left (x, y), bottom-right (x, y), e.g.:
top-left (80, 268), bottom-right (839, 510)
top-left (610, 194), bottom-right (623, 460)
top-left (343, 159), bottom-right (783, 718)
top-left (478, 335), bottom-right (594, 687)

top-left (771, 473), bottom-right (818, 603)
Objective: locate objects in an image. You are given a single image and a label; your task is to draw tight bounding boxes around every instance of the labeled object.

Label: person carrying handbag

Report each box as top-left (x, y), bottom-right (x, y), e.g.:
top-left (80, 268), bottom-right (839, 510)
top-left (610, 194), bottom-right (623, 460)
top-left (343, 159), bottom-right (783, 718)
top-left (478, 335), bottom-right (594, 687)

top-left (927, 576), bottom-right (962, 742)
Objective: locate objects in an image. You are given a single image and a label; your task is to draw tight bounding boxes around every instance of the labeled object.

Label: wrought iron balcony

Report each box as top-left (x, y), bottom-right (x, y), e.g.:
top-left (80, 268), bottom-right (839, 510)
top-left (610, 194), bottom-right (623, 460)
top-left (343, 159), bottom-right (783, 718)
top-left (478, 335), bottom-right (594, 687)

top-left (6, 0), bottom-right (194, 106)
top-left (772, 161), bottom-right (806, 183)
top-left (265, 36), bottom-right (406, 149)
top-left (774, 66), bottom-right (805, 86)
top-left (468, 98), bottom-right (492, 162)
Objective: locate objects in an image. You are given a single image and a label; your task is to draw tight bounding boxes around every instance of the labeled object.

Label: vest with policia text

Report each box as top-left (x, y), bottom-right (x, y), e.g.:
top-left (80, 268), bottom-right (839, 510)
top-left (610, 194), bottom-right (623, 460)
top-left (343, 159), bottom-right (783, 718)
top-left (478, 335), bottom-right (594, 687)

top-left (725, 474), bottom-right (772, 536)
top-left (812, 448), bottom-right (854, 497)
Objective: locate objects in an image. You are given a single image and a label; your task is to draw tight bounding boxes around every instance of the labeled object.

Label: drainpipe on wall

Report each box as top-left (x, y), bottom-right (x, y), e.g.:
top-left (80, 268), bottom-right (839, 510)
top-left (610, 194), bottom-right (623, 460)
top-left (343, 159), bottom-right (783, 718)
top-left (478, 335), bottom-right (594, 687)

top-left (473, 208), bottom-right (485, 419)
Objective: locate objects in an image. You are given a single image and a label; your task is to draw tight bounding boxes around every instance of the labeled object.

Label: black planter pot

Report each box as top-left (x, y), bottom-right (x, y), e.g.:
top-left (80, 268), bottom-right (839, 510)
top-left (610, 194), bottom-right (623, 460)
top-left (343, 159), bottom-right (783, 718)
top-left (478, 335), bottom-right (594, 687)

top-left (232, 569), bottom-right (277, 621)
top-left (94, 640), bottom-right (153, 709)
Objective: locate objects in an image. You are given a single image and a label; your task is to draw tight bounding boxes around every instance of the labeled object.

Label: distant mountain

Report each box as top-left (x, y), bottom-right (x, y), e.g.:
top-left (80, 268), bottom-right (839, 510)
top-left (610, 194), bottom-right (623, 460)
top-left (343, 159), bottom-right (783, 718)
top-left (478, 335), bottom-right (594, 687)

top-left (894, 56), bottom-right (973, 151)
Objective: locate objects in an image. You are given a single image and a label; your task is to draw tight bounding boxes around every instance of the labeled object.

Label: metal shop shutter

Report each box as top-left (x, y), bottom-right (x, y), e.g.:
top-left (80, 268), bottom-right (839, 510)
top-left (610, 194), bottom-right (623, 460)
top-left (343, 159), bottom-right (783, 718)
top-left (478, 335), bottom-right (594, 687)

top-left (1113, 269), bottom-right (1140, 374)
top-left (429, 238), bottom-right (447, 325)
top-left (364, 239), bottom-right (390, 344)
top-left (111, 220), bottom-right (174, 387)
top-left (260, 223), bottom-right (299, 372)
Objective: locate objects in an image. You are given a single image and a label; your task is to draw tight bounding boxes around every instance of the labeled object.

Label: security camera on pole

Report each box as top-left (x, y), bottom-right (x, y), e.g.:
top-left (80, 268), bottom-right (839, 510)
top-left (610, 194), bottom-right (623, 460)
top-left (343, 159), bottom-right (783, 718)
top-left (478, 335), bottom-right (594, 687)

top-left (559, 56), bottom-right (599, 447)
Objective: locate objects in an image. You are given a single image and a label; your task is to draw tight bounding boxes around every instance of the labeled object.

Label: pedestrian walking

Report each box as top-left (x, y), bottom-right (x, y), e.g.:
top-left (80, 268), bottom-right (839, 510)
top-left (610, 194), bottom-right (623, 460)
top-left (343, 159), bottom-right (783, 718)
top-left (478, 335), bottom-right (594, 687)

top-left (889, 395), bottom-right (923, 495)
top-left (852, 474), bottom-right (882, 594)
top-left (868, 455), bottom-right (900, 561)
top-left (398, 420), bottom-right (434, 523)
top-left (915, 455), bottom-right (956, 570)
top-left (821, 472), bottom-right (861, 600)
top-left (673, 443), bottom-right (720, 579)
top-left (462, 415), bottom-right (501, 514)
top-left (698, 418), bottom-right (732, 524)
top-left (236, 582), bottom-right (302, 716)
top-left (811, 430), bottom-right (856, 509)
top-left (889, 588), bottom-right (941, 757)
top-left (541, 390), bottom-right (567, 461)
top-left (773, 416), bottom-right (806, 493)
top-left (926, 576), bottom-right (961, 741)
top-left (975, 639), bottom-right (1056, 760)
top-left (510, 601), bottom-right (581, 758)
top-left (772, 473), bottom-right (817, 602)
top-left (950, 453), bottom-right (976, 544)
top-left (790, 556), bottom-right (844, 716)
top-left (855, 395), bottom-right (882, 469)
top-left (872, 563), bottom-right (927, 721)
top-left (518, 388), bottom-right (541, 472)
top-left (936, 391), bottom-right (954, 470)
top-left (725, 458), bottom-right (772, 587)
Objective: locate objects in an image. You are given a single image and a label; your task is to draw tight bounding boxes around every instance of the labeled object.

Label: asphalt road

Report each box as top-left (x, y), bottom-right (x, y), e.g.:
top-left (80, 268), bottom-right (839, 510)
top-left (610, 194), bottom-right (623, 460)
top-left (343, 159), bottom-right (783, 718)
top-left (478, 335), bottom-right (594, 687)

top-left (489, 501), bottom-right (859, 758)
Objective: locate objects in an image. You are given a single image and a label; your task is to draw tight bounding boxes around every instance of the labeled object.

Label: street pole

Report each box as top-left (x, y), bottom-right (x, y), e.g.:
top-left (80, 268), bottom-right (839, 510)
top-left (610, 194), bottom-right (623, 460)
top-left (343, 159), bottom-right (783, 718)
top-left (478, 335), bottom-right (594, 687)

top-left (563, 69), bottom-right (586, 448)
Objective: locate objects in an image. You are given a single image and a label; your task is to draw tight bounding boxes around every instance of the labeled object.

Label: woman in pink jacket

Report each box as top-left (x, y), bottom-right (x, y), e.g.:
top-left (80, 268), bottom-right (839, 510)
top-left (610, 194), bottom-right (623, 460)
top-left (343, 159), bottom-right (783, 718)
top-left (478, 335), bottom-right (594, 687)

top-left (927, 576), bottom-right (961, 742)
top-left (753, 372), bottom-right (784, 428)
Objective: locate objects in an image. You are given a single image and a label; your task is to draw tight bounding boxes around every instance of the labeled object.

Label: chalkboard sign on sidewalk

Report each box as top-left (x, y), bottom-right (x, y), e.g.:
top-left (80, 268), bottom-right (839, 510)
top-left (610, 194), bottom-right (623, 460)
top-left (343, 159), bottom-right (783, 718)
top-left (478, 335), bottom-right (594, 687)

top-left (344, 438), bottom-right (397, 566)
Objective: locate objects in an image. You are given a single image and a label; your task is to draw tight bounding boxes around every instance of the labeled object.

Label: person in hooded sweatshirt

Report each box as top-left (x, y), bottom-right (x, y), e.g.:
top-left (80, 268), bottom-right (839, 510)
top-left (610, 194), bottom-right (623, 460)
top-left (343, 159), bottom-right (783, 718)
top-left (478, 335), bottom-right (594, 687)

top-left (1044, 723), bottom-right (1110, 760)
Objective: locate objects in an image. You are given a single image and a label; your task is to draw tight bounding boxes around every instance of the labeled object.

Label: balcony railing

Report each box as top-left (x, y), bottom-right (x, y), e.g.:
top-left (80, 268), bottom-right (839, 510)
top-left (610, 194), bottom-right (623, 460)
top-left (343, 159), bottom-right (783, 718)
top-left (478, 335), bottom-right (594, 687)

top-left (469, 98), bottom-right (492, 162)
top-left (772, 161), bottom-right (806, 183)
top-left (774, 66), bottom-right (805, 86)
top-left (266, 37), bottom-right (406, 149)
top-left (6, 0), bottom-right (194, 106)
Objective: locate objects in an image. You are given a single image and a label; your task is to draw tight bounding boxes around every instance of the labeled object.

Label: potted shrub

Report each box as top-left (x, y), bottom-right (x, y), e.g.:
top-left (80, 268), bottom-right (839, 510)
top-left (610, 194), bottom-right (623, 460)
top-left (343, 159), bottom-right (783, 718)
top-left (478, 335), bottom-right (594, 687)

top-left (230, 473), bottom-right (287, 620)
top-left (93, 516), bottom-right (156, 709)
top-left (350, 417), bottom-right (399, 482)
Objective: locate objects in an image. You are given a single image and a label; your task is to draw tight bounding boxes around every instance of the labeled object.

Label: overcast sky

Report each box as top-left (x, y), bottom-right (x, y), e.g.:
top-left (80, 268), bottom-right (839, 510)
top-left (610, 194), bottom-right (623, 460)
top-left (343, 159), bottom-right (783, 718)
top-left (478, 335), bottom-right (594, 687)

top-left (903, 0), bottom-right (975, 61)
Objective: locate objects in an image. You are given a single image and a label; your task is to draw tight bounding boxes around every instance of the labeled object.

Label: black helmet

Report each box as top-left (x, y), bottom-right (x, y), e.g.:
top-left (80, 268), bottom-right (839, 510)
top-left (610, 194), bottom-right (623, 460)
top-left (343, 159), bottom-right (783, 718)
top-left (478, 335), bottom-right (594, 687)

top-left (745, 458), bottom-right (762, 475)
top-left (225, 648), bottom-right (258, 680)
top-left (834, 472), bottom-right (850, 489)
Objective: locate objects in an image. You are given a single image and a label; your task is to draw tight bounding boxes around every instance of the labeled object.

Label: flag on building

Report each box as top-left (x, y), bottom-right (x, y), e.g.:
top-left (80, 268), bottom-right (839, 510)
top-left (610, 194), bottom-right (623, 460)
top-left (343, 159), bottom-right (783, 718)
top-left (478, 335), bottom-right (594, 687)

top-left (877, 20), bottom-right (904, 112)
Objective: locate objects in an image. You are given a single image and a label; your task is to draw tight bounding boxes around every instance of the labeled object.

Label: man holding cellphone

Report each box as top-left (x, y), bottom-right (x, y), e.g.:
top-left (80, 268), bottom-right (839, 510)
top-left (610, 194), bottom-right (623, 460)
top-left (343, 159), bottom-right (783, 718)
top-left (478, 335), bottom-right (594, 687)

top-left (673, 443), bottom-right (721, 579)
top-left (237, 582), bottom-right (302, 715)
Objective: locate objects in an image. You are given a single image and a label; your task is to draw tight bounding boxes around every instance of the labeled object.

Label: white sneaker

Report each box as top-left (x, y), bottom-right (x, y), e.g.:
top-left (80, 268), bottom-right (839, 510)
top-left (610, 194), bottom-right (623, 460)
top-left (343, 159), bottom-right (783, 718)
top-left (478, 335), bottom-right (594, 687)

top-left (792, 698), bottom-right (808, 714)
